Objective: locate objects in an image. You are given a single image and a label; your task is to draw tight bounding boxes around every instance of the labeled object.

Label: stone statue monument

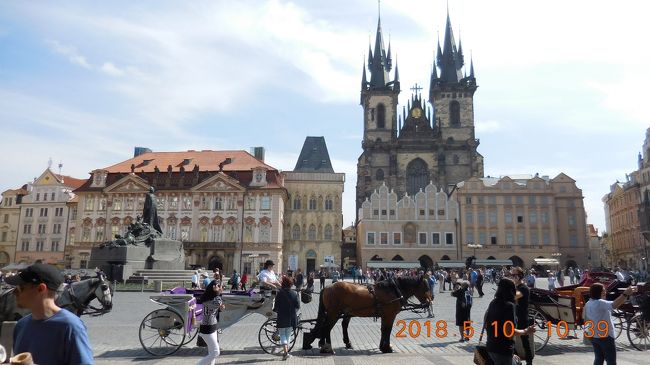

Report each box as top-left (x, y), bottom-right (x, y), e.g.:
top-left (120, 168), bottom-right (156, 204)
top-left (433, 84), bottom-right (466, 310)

top-left (89, 187), bottom-right (185, 281)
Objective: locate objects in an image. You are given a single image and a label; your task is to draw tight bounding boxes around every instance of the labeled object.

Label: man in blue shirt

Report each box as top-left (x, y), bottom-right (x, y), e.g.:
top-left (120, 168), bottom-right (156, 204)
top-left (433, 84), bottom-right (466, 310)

top-left (7, 263), bottom-right (94, 365)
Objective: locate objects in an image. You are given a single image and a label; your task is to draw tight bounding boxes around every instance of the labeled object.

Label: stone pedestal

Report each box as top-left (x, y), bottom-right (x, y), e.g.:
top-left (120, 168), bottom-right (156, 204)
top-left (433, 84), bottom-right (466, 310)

top-left (89, 238), bottom-right (185, 281)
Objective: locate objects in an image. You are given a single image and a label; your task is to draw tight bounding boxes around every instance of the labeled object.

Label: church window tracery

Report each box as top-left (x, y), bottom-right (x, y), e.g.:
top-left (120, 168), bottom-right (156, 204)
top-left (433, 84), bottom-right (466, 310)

top-left (375, 169), bottom-right (384, 181)
top-left (406, 158), bottom-right (429, 196)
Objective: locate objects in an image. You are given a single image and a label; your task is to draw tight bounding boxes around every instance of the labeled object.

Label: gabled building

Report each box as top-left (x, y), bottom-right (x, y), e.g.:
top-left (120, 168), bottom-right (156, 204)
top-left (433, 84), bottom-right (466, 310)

top-left (282, 137), bottom-right (345, 275)
top-left (70, 149), bottom-right (287, 274)
top-left (14, 169), bottom-right (85, 266)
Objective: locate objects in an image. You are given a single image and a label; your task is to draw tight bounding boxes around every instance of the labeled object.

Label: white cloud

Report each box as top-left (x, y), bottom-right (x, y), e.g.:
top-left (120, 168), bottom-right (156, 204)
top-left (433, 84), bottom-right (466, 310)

top-left (100, 62), bottom-right (125, 77)
top-left (46, 39), bottom-right (91, 69)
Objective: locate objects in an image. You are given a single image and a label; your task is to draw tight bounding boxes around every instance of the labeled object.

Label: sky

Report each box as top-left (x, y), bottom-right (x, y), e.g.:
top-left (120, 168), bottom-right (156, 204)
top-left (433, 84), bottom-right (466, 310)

top-left (1, 0), bottom-right (649, 233)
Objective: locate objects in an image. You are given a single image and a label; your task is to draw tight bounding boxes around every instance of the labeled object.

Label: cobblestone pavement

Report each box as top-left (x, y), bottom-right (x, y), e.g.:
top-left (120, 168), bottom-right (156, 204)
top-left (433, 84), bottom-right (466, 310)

top-left (86, 278), bottom-right (648, 364)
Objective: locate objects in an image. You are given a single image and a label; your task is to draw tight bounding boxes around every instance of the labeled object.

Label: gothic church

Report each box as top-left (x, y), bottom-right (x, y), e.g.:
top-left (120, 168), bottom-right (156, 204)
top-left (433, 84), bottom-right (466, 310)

top-left (356, 11), bottom-right (484, 213)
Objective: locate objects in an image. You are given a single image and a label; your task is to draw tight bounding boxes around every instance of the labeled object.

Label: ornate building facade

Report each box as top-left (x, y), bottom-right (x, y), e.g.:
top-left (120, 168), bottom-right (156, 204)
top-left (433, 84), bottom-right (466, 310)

top-left (282, 137), bottom-right (345, 275)
top-left (456, 174), bottom-right (589, 268)
top-left (70, 149), bottom-right (287, 274)
top-left (0, 186), bottom-right (28, 266)
top-left (603, 176), bottom-right (642, 270)
top-left (14, 169), bottom-right (85, 266)
top-left (356, 12), bottom-right (484, 216)
top-left (357, 182), bottom-right (459, 270)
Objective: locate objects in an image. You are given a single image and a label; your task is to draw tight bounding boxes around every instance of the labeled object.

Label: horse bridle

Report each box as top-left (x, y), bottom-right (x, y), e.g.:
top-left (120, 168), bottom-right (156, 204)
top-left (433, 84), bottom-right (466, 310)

top-left (67, 279), bottom-right (113, 317)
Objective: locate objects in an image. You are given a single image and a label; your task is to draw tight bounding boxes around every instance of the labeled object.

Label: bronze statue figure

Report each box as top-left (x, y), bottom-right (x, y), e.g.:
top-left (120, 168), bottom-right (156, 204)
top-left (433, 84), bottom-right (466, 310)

top-left (143, 187), bottom-right (163, 234)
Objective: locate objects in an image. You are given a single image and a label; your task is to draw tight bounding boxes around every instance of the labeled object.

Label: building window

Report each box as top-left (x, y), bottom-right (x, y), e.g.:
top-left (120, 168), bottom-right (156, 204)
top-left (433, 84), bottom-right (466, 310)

top-left (465, 196), bottom-right (472, 204)
top-left (380, 232), bottom-right (388, 245)
top-left (367, 232), bottom-right (375, 245)
top-left (393, 232), bottom-right (401, 245)
top-left (466, 232), bottom-right (474, 245)
top-left (309, 197), bottom-right (317, 210)
top-left (570, 234), bottom-right (578, 247)
top-left (506, 232), bottom-right (513, 245)
top-left (167, 196), bottom-right (177, 210)
top-left (244, 223), bottom-right (253, 242)
top-left (478, 196), bottom-right (485, 205)
top-left (180, 226), bottom-right (190, 241)
top-left (82, 227), bottom-right (91, 241)
top-left (293, 196), bottom-right (301, 210)
top-left (53, 224), bottom-right (61, 234)
top-left (308, 224), bottom-right (316, 240)
top-left (450, 101), bottom-right (460, 127)
top-left (126, 197), bottom-right (135, 210)
top-left (479, 231), bottom-right (487, 245)
top-left (169, 225), bottom-right (177, 240)
top-left (541, 211), bottom-right (549, 224)
top-left (418, 232), bottom-right (427, 245)
top-left (488, 196), bottom-right (497, 205)
top-left (259, 224), bottom-right (270, 242)
top-left (23, 224), bottom-right (32, 234)
top-left (21, 240), bottom-right (29, 251)
top-left (292, 225), bottom-right (301, 240)
top-left (516, 196), bottom-right (524, 205)
top-left (504, 196), bottom-right (512, 204)
top-left (36, 240), bottom-right (44, 251)
top-left (375, 169), bottom-right (384, 181)
top-left (324, 224), bottom-right (333, 240)
top-left (51, 240), bottom-right (59, 251)
top-left (530, 212), bottom-right (537, 224)
top-left (531, 231), bottom-right (538, 245)
top-left (25, 208), bottom-right (33, 217)
top-left (200, 196), bottom-right (209, 210)
top-left (377, 103), bottom-right (386, 129)
top-left (200, 227), bottom-right (208, 242)
top-left (478, 211), bottom-right (486, 225)
top-left (1, 231), bottom-right (6, 241)
top-left (543, 231), bottom-right (550, 245)
top-left (445, 232), bottom-right (454, 245)
top-left (489, 211), bottom-right (497, 225)
top-left (55, 207), bottom-right (64, 217)
top-left (111, 225), bottom-right (120, 240)
top-left (529, 196), bottom-right (537, 205)
top-left (40, 208), bottom-right (48, 217)
top-left (214, 197), bottom-right (223, 210)
top-left (113, 198), bottom-right (122, 211)
top-left (261, 196), bottom-right (271, 210)
top-left (517, 215), bottom-right (524, 223)
top-left (373, 209), bottom-right (379, 216)
top-left (540, 196), bottom-right (549, 205)
top-left (490, 234), bottom-right (497, 245)
top-left (432, 232), bottom-right (440, 245)
top-left (3, 214), bottom-right (7, 223)
top-left (518, 232), bottom-right (525, 245)
top-left (226, 196), bottom-right (236, 210)
top-left (406, 158), bottom-right (429, 196)
top-left (390, 209), bottom-right (395, 216)
top-left (183, 196), bottom-right (192, 210)
top-left (245, 196), bottom-right (256, 210)
top-left (505, 211), bottom-right (512, 224)
top-left (98, 198), bottom-right (107, 211)
top-left (568, 214), bottom-right (576, 226)
top-left (38, 224), bottom-right (46, 234)
top-left (95, 226), bottom-right (104, 241)
top-left (36, 193), bottom-right (40, 201)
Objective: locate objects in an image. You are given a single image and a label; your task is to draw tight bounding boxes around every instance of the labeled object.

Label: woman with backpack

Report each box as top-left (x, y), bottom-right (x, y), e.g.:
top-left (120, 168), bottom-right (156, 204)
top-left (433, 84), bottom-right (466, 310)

top-left (195, 280), bottom-right (224, 365)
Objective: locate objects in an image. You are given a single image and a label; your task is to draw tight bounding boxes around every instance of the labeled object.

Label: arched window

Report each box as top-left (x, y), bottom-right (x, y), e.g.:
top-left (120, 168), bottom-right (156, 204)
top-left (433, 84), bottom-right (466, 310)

top-left (377, 103), bottom-right (386, 129)
top-left (292, 224), bottom-right (301, 240)
top-left (324, 224), bottom-right (333, 240)
top-left (450, 101), bottom-right (460, 127)
top-left (200, 227), bottom-right (208, 242)
top-left (293, 196), bottom-right (301, 210)
top-left (308, 224), bottom-right (316, 240)
top-left (406, 158), bottom-right (429, 196)
top-left (309, 196), bottom-right (317, 210)
top-left (324, 196), bottom-right (333, 210)
top-left (375, 169), bottom-right (384, 181)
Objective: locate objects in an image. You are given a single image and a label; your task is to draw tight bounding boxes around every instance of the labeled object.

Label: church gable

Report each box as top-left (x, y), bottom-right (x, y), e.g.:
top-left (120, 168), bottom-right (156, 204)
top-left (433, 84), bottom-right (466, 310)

top-left (104, 174), bottom-right (150, 193)
top-left (34, 169), bottom-right (60, 186)
top-left (192, 173), bottom-right (244, 192)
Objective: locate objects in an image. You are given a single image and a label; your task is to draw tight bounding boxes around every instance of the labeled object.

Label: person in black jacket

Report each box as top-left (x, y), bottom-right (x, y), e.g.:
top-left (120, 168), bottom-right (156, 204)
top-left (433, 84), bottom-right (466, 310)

top-left (485, 278), bottom-right (535, 365)
top-left (451, 281), bottom-right (473, 341)
top-left (275, 275), bottom-right (300, 360)
top-left (511, 267), bottom-right (534, 365)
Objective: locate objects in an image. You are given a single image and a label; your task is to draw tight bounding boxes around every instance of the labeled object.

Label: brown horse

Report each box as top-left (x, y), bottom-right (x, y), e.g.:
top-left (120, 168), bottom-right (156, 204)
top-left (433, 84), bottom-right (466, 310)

top-left (303, 275), bottom-right (432, 353)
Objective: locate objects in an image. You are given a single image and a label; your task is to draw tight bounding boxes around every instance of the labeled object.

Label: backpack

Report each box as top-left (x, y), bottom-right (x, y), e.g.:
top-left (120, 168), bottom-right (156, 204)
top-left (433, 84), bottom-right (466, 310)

top-left (463, 291), bottom-right (473, 308)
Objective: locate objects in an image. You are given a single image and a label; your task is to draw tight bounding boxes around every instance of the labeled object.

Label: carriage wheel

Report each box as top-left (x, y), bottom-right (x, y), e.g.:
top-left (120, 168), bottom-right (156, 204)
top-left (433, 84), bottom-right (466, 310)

top-left (258, 318), bottom-right (298, 355)
top-left (528, 308), bottom-right (550, 352)
top-left (183, 323), bottom-right (199, 345)
top-left (627, 314), bottom-right (650, 351)
top-left (611, 310), bottom-right (625, 339)
top-left (139, 309), bottom-right (186, 356)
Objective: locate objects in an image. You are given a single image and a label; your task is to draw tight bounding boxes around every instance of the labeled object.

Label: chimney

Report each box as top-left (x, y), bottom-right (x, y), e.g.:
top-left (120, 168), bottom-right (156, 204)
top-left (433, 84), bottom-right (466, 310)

top-left (134, 147), bottom-right (152, 157)
top-left (250, 147), bottom-right (265, 162)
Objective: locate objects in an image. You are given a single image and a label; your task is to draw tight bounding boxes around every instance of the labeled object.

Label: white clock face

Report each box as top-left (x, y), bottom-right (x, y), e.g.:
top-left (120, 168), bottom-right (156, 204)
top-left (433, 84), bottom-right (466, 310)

top-left (255, 172), bottom-right (263, 182)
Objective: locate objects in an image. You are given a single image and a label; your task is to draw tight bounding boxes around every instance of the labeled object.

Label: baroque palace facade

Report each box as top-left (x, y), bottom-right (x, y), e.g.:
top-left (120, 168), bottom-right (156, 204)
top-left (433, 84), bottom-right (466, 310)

top-left (69, 149), bottom-right (287, 275)
top-left (282, 137), bottom-right (345, 275)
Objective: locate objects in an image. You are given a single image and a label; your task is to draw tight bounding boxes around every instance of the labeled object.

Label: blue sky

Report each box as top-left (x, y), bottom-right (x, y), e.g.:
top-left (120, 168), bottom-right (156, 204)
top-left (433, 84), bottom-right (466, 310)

top-left (1, 0), bottom-right (649, 232)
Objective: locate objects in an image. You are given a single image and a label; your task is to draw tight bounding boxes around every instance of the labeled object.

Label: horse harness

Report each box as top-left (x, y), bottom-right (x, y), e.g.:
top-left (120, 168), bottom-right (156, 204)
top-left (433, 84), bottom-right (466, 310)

top-left (359, 280), bottom-right (404, 320)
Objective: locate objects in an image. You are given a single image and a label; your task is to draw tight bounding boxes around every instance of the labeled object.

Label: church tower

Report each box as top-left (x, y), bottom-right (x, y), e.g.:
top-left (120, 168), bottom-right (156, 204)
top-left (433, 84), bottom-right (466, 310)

top-left (429, 11), bottom-right (484, 182)
top-left (357, 14), bottom-right (400, 213)
top-left (356, 9), bottom-right (484, 219)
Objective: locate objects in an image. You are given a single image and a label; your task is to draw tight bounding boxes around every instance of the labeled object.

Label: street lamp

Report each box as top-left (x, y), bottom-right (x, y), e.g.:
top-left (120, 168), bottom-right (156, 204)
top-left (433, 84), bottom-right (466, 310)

top-left (468, 243), bottom-right (483, 266)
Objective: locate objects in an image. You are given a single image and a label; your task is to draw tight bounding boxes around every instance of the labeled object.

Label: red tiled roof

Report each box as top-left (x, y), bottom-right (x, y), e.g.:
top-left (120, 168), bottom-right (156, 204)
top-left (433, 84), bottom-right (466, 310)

top-left (101, 150), bottom-right (274, 173)
top-left (56, 175), bottom-right (86, 189)
top-left (3, 188), bottom-right (29, 195)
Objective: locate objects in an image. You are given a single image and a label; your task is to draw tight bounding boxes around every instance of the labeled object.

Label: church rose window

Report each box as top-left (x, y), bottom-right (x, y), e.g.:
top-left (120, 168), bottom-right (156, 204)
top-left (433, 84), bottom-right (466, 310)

top-left (406, 158), bottom-right (429, 196)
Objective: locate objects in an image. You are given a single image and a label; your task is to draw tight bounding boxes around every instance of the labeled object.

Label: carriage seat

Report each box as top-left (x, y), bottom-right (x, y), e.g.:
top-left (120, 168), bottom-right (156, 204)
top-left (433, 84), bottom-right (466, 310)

top-left (573, 287), bottom-right (590, 322)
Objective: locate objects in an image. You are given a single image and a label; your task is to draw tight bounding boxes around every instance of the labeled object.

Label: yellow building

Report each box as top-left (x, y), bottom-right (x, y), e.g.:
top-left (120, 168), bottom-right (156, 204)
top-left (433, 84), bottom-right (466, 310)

top-left (0, 186), bottom-right (28, 266)
top-left (283, 137), bottom-right (344, 275)
top-left (455, 174), bottom-right (589, 268)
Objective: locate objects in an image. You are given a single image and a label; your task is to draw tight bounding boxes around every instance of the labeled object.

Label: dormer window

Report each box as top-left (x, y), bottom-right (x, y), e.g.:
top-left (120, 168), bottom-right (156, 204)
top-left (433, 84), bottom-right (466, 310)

top-left (92, 170), bottom-right (108, 187)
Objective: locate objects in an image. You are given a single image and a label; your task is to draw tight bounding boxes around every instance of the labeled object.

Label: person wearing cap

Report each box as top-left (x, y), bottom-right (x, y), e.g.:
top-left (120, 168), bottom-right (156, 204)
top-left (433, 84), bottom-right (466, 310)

top-left (257, 260), bottom-right (280, 289)
top-left (8, 263), bottom-right (94, 365)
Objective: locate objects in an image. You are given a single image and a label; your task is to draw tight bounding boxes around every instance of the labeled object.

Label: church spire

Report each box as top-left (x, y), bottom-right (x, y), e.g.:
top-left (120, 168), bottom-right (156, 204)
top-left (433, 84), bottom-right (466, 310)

top-left (469, 56), bottom-right (475, 78)
top-left (368, 12), bottom-right (391, 89)
top-left (437, 9), bottom-right (464, 84)
top-left (361, 59), bottom-right (368, 90)
top-left (393, 58), bottom-right (400, 92)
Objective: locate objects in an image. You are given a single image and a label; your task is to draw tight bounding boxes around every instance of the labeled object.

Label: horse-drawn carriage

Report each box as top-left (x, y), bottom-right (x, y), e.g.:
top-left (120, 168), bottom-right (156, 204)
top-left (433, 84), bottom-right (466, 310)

top-left (138, 275), bottom-right (432, 356)
top-left (528, 271), bottom-right (650, 351)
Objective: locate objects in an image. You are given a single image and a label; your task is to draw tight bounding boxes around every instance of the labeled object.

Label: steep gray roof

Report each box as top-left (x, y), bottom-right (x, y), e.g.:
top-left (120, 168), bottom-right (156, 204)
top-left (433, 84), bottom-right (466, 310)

top-left (294, 137), bottom-right (334, 173)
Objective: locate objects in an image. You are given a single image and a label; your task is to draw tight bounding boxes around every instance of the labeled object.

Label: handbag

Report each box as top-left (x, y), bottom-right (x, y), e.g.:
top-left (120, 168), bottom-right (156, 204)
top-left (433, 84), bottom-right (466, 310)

top-left (474, 316), bottom-right (494, 365)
